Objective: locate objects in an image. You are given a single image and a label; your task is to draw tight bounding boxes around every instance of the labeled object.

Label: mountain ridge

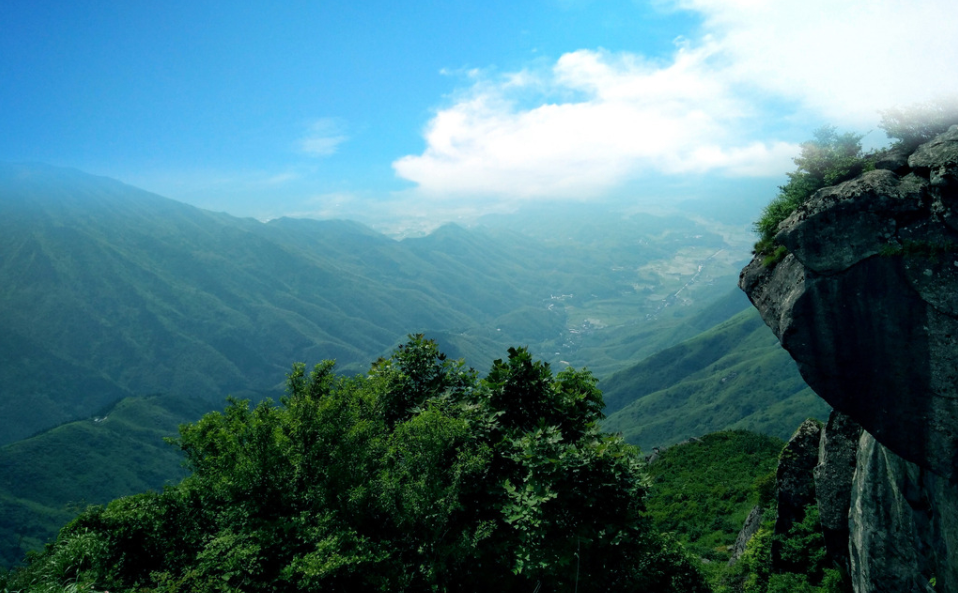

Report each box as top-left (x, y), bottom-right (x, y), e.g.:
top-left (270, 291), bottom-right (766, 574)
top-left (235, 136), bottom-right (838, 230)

top-left (1, 162), bottom-right (755, 446)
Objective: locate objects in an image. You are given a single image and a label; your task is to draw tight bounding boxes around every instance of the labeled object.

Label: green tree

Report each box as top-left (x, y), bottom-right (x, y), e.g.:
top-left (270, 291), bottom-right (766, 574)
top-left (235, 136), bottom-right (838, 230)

top-left (754, 126), bottom-right (869, 263)
top-left (5, 336), bottom-right (707, 593)
top-left (776, 504), bottom-right (828, 584)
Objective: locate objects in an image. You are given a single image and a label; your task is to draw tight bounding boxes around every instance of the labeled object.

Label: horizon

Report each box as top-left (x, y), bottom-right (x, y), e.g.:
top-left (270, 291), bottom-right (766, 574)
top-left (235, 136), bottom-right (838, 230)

top-left (0, 159), bottom-right (773, 240)
top-left (2, 1), bottom-right (956, 227)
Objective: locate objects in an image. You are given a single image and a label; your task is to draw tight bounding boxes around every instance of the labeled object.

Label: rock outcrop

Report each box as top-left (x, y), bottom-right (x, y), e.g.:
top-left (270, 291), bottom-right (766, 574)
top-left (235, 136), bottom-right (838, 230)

top-left (849, 432), bottom-right (958, 593)
top-left (728, 505), bottom-right (764, 566)
top-left (772, 419), bottom-right (822, 572)
top-left (740, 126), bottom-right (958, 592)
top-left (814, 411), bottom-right (863, 575)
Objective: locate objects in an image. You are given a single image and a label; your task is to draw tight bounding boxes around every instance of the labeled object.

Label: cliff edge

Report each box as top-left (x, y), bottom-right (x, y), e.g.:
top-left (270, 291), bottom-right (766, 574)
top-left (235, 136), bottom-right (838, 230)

top-left (740, 126), bottom-right (958, 592)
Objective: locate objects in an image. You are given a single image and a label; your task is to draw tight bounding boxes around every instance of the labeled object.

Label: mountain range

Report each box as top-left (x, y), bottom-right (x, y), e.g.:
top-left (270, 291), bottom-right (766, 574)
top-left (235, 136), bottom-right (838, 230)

top-left (0, 162), bottom-right (821, 566)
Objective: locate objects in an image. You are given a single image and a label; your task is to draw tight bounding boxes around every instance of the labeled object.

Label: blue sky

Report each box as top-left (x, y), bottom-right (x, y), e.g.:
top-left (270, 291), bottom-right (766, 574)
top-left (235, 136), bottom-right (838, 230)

top-left (2, 1), bottom-right (956, 227)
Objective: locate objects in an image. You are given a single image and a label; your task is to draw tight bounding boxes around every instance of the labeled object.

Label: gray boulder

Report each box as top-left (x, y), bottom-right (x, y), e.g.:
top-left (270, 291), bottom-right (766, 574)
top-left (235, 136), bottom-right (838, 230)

top-left (850, 433), bottom-right (957, 593)
top-left (873, 144), bottom-right (912, 174)
top-left (739, 135), bottom-right (958, 481)
top-left (728, 505), bottom-right (764, 567)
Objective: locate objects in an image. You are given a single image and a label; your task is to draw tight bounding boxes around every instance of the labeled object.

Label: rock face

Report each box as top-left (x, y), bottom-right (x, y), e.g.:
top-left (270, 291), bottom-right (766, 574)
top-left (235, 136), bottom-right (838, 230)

top-left (849, 433), bottom-right (957, 593)
top-left (814, 411), bottom-right (863, 575)
top-left (772, 419), bottom-right (822, 572)
top-left (740, 126), bottom-right (958, 592)
top-left (728, 505), bottom-right (764, 566)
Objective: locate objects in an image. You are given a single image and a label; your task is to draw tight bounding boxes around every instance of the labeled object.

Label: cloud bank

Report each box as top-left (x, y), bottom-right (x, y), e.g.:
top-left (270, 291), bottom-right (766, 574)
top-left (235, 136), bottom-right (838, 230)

top-left (394, 0), bottom-right (958, 201)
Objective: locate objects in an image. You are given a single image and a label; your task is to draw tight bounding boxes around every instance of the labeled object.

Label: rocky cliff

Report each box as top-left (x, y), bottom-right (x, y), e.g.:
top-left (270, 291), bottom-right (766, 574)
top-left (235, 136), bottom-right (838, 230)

top-left (740, 126), bottom-right (958, 592)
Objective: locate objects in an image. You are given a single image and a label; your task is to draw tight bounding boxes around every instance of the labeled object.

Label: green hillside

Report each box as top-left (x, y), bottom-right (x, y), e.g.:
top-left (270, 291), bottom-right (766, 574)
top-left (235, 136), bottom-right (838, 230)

top-left (0, 394), bottom-right (210, 567)
top-left (601, 307), bottom-right (828, 450)
top-left (0, 163), bottom-right (749, 445)
top-left (645, 431), bottom-right (784, 562)
top-left (0, 163), bottom-right (824, 573)
top-left (0, 328), bottom-right (133, 444)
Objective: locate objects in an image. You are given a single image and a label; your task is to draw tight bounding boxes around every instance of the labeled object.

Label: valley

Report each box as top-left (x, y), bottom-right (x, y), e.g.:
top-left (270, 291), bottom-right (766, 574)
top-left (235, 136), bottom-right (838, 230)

top-left (0, 163), bottom-right (812, 569)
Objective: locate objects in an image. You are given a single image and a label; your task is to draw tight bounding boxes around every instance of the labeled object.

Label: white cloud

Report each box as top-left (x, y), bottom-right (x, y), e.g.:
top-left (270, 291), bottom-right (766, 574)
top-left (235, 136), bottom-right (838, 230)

top-left (394, 0), bottom-right (958, 201)
top-left (300, 118), bottom-right (348, 157)
top-left (678, 0), bottom-right (958, 124)
top-left (394, 45), bottom-right (796, 199)
top-left (289, 191), bottom-right (361, 219)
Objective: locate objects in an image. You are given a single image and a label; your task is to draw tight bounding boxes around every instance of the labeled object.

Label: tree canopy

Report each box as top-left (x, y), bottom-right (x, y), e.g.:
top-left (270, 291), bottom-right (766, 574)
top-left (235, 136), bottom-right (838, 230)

top-left (753, 126), bottom-right (869, 263)
top-left (3, 336), bottom-right (707, 593)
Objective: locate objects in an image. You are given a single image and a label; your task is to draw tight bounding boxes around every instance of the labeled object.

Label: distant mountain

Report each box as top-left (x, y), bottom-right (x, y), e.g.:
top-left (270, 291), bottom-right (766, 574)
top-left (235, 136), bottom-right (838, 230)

top-left (0, 164), bottom-right (542, 444)
top-left (1, 162), bottom-right (819, 568)
top-left (601, 306), bottom-right (828, 450)
top-left (0, 162), bottom-right (748, 445)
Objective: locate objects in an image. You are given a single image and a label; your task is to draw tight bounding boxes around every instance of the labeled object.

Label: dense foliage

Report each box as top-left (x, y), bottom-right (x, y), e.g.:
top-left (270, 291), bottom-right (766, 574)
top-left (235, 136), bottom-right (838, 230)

top-left (721, 502), bottom-right (846, 593)
top-left (2, 337), bottom-right (707, 593)
top-left (753, 126), bottom-right (869, 263)
top-left (644, 431), bottom-right (785, 563)
top-left (638, 428), bottom-right (849, 593)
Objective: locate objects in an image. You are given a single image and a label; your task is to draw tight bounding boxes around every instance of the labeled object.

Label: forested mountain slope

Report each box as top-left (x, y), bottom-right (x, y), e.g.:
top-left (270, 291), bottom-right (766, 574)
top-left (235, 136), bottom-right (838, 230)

top-left (0, 162), bottom-right (748, 445)
top-left (0, 164), bottom-right (536, 441)
top-left (0, 163), bottom-right (819, 570)
top-left (0, 394), bottom-right (208, 567)
top-left (601, 307), bottom-right (828, 450)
